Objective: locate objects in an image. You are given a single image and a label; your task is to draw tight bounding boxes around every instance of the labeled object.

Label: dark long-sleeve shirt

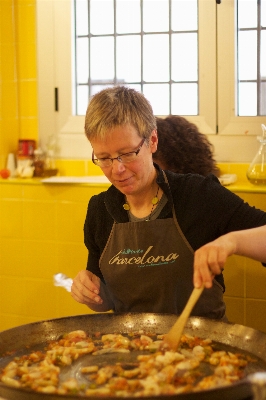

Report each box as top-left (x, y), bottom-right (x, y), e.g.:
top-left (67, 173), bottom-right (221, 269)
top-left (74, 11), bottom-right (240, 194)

top-left (84, 165), bottom-right (266, 290)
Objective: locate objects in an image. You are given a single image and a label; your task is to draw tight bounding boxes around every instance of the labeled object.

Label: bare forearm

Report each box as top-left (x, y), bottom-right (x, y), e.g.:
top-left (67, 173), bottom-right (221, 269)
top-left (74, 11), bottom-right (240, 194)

top-left (194, 224), bottom-right (266, 288)
top-left (230, 225), bottom-right (266, 262)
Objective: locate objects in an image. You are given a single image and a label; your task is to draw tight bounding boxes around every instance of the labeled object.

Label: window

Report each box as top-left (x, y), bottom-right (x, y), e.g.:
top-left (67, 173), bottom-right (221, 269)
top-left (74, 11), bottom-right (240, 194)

top-left (217, 0), bottom-right (266, 135)
top-left (237, 0), bottom-right (266, 116)
top-left (73, 0), bottom-right (266, 120)
top-left (74, 0), bottom-right (198, 116)
top-left (36, 0), bottom-right (266, 161)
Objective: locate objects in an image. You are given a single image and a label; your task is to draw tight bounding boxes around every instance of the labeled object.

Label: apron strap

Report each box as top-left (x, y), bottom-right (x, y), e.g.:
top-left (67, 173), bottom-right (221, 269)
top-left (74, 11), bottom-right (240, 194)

top-left (99, 222), bottom-right (116, 267)
top-left (162, 170), bottom-right (194, 254)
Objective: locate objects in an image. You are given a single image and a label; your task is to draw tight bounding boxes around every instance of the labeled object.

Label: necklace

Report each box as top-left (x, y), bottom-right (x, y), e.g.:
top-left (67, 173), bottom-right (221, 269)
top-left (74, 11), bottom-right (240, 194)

top-left (123, 185), bottom-right (160, 221)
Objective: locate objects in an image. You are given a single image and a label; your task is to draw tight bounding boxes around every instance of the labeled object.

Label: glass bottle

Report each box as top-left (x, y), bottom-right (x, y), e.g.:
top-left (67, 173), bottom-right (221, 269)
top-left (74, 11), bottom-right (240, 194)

top-left (33, 148), bottom-right (45, 177)
top-left (247, 124), bottom-right (266, 185)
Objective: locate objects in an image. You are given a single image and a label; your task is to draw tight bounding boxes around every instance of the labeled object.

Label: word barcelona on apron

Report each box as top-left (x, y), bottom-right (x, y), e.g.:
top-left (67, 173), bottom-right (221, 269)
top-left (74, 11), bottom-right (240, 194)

top-left (100, 212), bottom-right (225, 319)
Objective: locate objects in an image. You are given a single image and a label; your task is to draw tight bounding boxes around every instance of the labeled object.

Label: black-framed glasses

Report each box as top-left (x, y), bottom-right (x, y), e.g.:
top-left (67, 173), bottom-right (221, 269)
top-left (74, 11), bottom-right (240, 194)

top-left (92, 138), bottom-right (146, 168)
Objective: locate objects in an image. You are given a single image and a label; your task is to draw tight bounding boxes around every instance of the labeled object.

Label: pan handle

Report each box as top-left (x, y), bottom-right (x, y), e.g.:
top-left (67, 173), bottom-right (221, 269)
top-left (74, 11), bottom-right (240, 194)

top-left (247, 372), bottom-right (266, 400)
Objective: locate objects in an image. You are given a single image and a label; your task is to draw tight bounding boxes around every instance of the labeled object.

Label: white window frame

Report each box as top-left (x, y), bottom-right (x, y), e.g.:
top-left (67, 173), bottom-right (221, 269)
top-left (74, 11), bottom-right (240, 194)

top-left (217, 0), bottom-right (266, 135)
top-left (36, 0), bottom-right (265, 161)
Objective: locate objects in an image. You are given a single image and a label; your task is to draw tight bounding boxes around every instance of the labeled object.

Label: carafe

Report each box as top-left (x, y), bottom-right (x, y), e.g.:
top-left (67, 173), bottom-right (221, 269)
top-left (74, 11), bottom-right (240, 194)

top-left (246, 124), bottom-right (266, 185)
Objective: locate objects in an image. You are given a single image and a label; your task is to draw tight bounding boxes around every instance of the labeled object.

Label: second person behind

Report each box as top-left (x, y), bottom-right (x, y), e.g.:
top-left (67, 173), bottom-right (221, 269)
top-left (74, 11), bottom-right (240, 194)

top-left (154, 115), bottom-right (220, 177)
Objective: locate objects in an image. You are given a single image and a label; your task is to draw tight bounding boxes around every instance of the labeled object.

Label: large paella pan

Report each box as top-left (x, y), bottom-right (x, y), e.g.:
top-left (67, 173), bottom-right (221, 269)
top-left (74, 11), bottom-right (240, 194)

top-left (0, 313), bottom-right (266, 400)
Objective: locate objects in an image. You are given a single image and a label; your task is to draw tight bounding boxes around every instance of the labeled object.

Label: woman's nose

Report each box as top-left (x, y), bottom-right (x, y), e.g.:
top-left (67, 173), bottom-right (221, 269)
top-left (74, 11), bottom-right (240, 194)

top-left (112, 159), bottom-right (126, 173)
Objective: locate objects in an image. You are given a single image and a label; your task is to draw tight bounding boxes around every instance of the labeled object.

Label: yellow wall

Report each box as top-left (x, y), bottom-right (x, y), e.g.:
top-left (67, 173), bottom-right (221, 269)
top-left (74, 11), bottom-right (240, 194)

top-left (223, 193), bottom-right (266, 333)
top-left (0, 0), bottom-right (38, 170)
top-left (1, 177), bottom-right (266, 333)
top-left (0, 180), bottom-right (109, 331)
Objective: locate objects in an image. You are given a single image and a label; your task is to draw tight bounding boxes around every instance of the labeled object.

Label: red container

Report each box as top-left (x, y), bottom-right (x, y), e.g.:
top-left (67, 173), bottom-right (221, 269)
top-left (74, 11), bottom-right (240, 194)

top-left (18, 140), bottom-right (36, 158)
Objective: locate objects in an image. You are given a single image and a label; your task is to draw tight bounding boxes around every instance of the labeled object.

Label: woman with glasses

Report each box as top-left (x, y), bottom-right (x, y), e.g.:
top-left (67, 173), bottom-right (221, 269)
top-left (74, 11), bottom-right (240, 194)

top-left (71, 86), bottom-right (266, 320)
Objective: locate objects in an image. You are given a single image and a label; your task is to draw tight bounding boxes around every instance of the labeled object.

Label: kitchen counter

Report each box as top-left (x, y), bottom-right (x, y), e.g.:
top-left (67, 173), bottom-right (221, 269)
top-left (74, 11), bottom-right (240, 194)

top-left (223, 181), bottom-right (266, 194)
top-left (1, 174), bottom-right (266, 194)
top-left (0, 176), bottom-right (110, 186)
top-left (217, 162), bottom-right (266, 193)
top-left (1, 161), bottom-right (266, 193)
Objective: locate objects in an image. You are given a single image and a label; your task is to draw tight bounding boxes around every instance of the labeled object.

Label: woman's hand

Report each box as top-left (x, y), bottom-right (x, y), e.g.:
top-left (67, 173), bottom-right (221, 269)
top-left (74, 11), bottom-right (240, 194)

top-left (71, 270), bottom-right (113, 311)
top-left (193, 225), bottom-right (266, 288)
top-left (193, 234), bottom-right (236, 289)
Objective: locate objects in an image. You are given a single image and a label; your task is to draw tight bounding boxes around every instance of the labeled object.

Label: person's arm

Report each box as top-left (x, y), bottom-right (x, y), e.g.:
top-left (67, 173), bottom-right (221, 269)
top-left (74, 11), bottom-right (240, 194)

top-left (193, 225), bottom-right (266, 289)
top-left (73, 193), bottom-right (114, 311)
top-left (71, 270), bottom-right (114, 312)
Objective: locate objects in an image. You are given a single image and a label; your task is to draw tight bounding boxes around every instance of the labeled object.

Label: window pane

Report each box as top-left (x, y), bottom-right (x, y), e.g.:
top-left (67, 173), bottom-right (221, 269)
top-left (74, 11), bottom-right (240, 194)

top-left (172, 83), bottom-right (198, 115)
top-left (91, 83), bottom-right (141, 97)
top-left (117, 36), bottom-right (141, 82)
top-left (90, 37), bottom-right (114, 80)
top-left (90, 0), bottom-right (114, 34)
top-left (76, 0), bottom-right (88, 35)
top-left (172, 0), bottom-right (197, 31)
top-left (143, 34), bottom-right (169, 81)
top-left (238, 31), bottom-right (257, 80)
top-left (74, 0), bottom-right (199, 116)
top-left (238, 82), bottom-right (257, 116)
top-left (172, 33), bottom-right (197, 81)
top-left (125, 83), bottom-right (142, 92)
top-left (91, 84), bottom-right (114, 97)
top-left (117, 0), bottom-right (140, 33)
top-left (238, 0), bottom-right (257, 29)
top-left (77, 85), bottom-right (88, 114)
top-left (237, 0), bottom-right (265, 116)
top-left (262, 0), bottom-right (266, 27)
top-left (261, 31), bottom-right (266, 78)
top-left (143, 0), bottom-right (169, 32)
top-left (143, 84), bottom-right (170, 115)
top-left (76, 37), bottom-right (89, 83)
top-left (260, 82), bottom-right (266, 115)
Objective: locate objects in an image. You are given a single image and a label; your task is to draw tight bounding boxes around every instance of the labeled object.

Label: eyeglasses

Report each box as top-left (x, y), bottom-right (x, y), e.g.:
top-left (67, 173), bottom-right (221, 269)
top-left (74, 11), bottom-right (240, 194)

top-left (92, 138), bottom-right (146, 168)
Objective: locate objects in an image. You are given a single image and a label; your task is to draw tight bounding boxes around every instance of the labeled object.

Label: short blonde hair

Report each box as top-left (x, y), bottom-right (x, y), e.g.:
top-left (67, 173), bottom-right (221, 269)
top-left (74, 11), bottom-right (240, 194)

top-left (84, 86), bottom-right (157, 141)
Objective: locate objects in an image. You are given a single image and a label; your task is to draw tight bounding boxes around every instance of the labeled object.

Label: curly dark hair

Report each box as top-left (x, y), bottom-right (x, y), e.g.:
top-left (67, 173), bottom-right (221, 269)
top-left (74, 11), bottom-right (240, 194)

top-left (153, 116), bottom-right (220, 177)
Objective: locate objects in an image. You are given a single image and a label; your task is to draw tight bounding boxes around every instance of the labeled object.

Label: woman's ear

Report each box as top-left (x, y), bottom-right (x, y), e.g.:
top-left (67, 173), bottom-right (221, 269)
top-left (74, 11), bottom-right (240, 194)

top-left (150, 129), bottom-right (158, 153)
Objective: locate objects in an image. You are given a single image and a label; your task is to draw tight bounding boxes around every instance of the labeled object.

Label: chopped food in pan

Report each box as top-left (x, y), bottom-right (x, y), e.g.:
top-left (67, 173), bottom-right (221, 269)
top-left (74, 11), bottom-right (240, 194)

top-left (0, 329), bottom-right (257, 396)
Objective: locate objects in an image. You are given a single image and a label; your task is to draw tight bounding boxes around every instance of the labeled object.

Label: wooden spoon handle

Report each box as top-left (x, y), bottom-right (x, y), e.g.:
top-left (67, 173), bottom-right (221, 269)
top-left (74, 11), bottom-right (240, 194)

top-left (164, 285), bottom-right (204, 351)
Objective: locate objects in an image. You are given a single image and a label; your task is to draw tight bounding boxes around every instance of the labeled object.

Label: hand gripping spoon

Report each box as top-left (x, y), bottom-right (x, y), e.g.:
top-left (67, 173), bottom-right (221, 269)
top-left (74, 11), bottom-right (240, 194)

top-left (164, 285), bottom-right (205, 351)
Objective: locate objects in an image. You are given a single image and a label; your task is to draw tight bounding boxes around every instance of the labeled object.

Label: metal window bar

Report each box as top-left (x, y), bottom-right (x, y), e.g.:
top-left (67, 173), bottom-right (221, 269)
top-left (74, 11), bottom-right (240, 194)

top-left (88, 0), bottom-right (91, 99)
top-left (257, 0), bottom-right (261, 115)
top-left (140, 0), bottom-right (144, 94)
top-left (74, 0), bottom-right (199, 115)
top-left (169, 0), bottom-right (172, 113)
top-left (73, 2), bottom-right (78, 114)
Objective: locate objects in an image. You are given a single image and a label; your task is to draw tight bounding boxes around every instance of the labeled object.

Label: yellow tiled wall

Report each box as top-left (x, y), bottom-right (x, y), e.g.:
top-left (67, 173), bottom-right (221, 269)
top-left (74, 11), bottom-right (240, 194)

top-left (1, 177), bottom-right (266, 333)
top-left (0, 0), bottom-right (38, 169)
top-left (0, 181), bottom-right (109, 331)
top-left (223, 192), bottom-right (266, 333)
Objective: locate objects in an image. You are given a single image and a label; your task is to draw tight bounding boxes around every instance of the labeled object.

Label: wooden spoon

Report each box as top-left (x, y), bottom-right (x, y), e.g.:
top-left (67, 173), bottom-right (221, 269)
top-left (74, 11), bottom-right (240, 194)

top-left (164, 285), bottom-right (205, 351)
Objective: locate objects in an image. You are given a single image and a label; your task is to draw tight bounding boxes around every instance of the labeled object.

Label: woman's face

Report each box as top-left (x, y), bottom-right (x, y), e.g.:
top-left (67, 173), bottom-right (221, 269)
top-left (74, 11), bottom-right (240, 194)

top-left (90, 124), bottom-right (158, 197)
